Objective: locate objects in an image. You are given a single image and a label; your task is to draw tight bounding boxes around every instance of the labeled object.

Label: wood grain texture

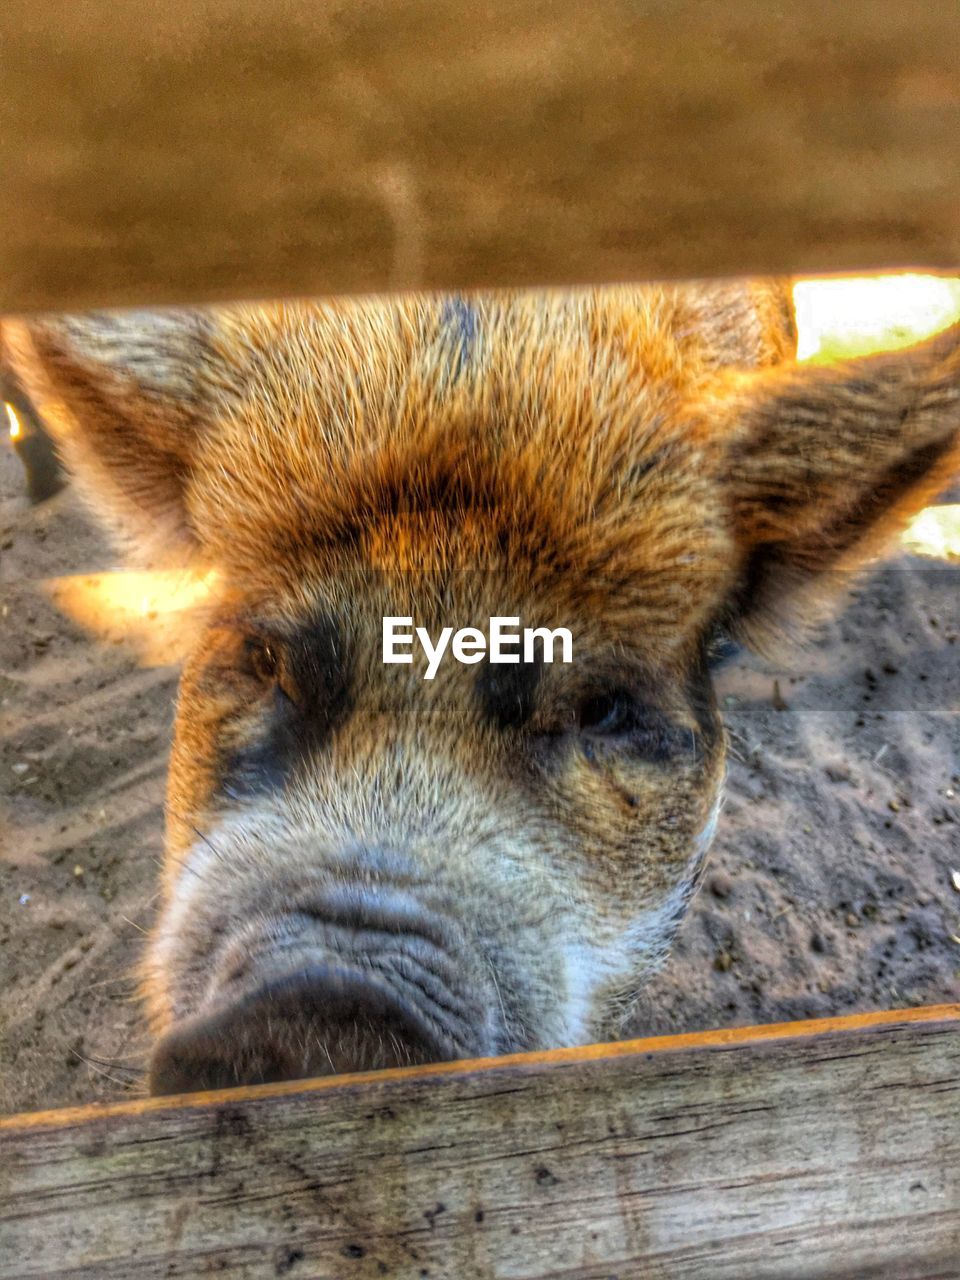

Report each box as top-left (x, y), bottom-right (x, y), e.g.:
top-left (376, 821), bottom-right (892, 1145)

top-left (1, 1), bottom-right (960, 314)
top-left (1, 1007), bottom-right (958, 1279)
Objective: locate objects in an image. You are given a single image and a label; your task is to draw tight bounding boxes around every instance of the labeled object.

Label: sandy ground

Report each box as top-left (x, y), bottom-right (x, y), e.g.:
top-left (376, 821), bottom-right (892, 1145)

top-left (2, 442), bottom-right (959, 1117)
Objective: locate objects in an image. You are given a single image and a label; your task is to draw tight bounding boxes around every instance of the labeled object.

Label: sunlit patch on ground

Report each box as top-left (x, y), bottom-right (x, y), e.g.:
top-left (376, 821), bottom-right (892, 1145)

top-left (6, 401), bottom-right (22, 440)
top-left (794, 272), bottom-right (960, 363)
top-left (902, 505), bottom-right (960, 562)
top-left (42, 569), bottom-right (218, 666)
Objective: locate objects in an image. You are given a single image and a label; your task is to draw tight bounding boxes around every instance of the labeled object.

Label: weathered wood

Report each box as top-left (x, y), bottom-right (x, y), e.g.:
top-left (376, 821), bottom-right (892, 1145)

top-left (1, 1006), bottom-right (958, 1279)
top-left (1, 2), bottom-right (960, 314)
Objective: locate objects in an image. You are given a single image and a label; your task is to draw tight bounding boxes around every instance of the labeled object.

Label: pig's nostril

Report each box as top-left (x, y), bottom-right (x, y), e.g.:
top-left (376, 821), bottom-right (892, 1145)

top-left (147, 964), bottom-right (449, 1096)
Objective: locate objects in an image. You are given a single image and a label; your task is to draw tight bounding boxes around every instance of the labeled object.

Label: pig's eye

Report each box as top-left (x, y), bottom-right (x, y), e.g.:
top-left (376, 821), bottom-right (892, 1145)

top-left (247, 636), bottom-right (303, 706)
top-left (577, 691), bottom-right (687, 762)
top-left (247, 638), bottom-right (281, 687)
top-left (578, 692), bottom-right (633, 736)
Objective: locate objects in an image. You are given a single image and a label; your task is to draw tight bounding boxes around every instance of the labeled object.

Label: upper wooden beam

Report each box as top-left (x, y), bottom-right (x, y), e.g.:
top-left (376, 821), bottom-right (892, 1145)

top-left (2, 1006), bottom-right (958, 1278)
top-left (1, 2), bottom-right (959, 314)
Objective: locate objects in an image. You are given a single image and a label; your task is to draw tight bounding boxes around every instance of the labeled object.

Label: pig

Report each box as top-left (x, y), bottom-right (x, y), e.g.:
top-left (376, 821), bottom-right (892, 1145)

top-left (5, 282), bottom-right (959, 1094)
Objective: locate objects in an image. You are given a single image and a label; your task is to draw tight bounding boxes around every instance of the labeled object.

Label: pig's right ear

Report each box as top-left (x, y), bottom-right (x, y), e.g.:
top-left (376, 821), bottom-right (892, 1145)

top-left (3, 311), bottom-right (219, 564)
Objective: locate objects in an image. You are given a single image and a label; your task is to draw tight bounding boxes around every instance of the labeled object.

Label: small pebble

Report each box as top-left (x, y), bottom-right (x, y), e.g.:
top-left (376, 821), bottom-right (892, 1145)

top-left (11, 763), bottom-right (29, 776)
top-left (950, 870), bottom-right (960, 894)
top-left (73, 865), bottom-right (85, 878)
top-left (845, 912), bottom-right (860, 928)
top-left (888, 799), bottom-right (900, 813)
top-left (709, 871), bottom-right (733, 899)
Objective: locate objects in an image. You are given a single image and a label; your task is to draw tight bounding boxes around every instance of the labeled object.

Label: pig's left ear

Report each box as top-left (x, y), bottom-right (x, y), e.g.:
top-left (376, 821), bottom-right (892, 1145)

top-left (713, 322), bottom-right (960, 648)
top-left (3, 311), bottom-right (220, 564)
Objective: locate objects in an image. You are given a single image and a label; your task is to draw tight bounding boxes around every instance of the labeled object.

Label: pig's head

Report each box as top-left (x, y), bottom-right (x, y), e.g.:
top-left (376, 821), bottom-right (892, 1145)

top-left (6, 284), bottom-right (959, 1094)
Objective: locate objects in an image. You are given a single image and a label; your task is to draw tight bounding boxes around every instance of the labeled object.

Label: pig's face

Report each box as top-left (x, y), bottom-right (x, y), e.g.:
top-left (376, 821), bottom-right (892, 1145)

top-left (6, 285), bottom-right (958, 1093)
top-left (150, 563), bottom-right (727, 1086)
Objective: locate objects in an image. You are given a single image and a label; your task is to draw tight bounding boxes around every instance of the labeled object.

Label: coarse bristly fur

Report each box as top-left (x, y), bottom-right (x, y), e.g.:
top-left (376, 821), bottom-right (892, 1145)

top-left (5, 281), bottom-right (960, 1087)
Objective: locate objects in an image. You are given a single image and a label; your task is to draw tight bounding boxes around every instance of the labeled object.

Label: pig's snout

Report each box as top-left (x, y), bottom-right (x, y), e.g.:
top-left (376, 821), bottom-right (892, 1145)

top-left (147, 882), bottom-right (496, 1095)
top-left (148, 965), bottom-right (447, 1094)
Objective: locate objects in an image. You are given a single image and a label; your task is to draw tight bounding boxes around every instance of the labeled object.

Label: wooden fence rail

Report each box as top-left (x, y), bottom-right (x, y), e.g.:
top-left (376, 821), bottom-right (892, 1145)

top-left (2, 1006), bottom-right (958, 1279)
top-left (1, 1), bottom-right (960, 314)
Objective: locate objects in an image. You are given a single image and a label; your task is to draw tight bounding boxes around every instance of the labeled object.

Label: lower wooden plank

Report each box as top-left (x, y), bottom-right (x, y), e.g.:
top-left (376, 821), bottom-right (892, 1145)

top-left (1, 1007), bottom-right (958, 1278)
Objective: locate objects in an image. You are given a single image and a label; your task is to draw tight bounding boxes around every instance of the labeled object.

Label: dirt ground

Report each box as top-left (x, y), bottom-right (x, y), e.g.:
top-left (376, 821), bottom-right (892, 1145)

top-left (2, 441), bottom-right (959, 1117)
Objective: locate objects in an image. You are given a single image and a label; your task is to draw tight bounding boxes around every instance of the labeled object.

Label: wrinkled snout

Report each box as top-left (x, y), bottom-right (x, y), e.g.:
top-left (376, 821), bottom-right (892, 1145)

top-left (147, 879), bottom-right (498, 1095)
